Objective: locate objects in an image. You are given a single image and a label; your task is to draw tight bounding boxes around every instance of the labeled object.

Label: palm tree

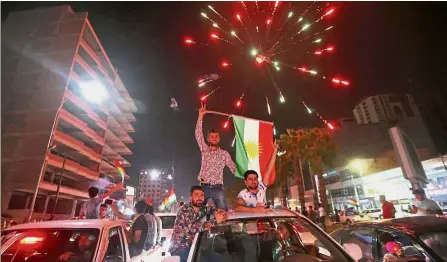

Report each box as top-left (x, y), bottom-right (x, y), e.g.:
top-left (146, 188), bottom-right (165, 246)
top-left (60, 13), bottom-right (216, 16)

top-left (279, 130), bottom-right (306, 210)
top-left (279, 128), bottom-right (337, 210)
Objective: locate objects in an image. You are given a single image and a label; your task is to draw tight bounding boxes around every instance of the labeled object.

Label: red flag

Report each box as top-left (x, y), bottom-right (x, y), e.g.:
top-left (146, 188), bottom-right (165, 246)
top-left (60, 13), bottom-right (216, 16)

top-left (146, 197), bottom-right (152, 206)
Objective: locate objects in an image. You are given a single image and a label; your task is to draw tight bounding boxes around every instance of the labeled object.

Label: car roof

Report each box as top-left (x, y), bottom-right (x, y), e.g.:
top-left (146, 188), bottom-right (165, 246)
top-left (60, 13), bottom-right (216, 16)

top-left (2, 219), bottom-right (124, 232)
top-left (155, 213), bottom-right (177, 217)
top-left (352, 216), bottom-right (447, 234)
top-left (227, 209), bottom-right (298, 220)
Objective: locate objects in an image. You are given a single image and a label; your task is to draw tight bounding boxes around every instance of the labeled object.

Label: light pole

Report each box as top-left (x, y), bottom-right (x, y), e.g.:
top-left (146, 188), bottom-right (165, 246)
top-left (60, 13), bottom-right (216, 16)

top-left (26, 80), bottom-right (108, 222)
top-left (350, 159), bottom-right (363, 212)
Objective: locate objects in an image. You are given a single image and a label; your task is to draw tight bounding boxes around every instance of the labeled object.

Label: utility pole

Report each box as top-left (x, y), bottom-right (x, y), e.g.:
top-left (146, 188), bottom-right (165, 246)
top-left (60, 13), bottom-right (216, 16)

top-left (51, 155), bottom-right (67, 218)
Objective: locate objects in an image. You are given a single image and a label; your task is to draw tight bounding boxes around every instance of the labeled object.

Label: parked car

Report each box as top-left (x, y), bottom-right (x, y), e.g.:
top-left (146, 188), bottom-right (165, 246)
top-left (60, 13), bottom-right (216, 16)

top-left (159, 209), bottom-right (356, 262)
top-left (360, 209), bottom-right (382, 219)
top-left (1, 219), bottom-right (164, 262)
top-left (330, 216), bottom-right (447, 261)
top-left (155, 213), bottom-right (176, 250)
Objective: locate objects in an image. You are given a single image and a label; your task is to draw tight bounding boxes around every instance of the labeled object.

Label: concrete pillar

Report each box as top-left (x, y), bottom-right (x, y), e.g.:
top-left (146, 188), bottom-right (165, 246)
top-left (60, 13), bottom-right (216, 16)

top-left (42, 195), bottom-right (50, 215)
top-left (24, 195), bottom-right (31, 209)
top-left (71, 200), bottom-right (78, 218)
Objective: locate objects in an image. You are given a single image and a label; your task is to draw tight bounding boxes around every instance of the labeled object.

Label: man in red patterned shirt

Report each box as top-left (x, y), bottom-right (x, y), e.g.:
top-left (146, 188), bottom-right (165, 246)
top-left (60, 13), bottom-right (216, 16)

top-left (196, 105), bottom-right (236, 210)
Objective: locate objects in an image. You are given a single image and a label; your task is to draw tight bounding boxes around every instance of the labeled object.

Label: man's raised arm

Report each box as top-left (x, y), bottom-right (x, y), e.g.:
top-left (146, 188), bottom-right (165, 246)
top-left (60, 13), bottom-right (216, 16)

top-left (262, 141), bottom-right (279, 187)
top-left (196, 105), bottom-right (208, 152)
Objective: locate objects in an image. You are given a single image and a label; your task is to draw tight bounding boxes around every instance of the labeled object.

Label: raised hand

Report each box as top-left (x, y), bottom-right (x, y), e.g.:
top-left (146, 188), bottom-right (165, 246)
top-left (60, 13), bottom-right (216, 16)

top-left (199, 103), bottom-right (207, 119)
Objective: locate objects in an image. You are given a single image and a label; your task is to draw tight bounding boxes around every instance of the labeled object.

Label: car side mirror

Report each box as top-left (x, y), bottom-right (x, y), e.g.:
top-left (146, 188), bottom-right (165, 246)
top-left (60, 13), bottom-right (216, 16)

top-left (104, 255), bottom-right (124, 262)
top-left (343, 243), bottom-right (363, 261)
top-left (162, 256), bottom-right (180, 262)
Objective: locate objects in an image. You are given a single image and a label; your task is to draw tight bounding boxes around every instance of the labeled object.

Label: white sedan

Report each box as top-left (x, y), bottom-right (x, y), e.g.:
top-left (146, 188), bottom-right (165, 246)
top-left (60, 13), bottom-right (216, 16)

top-left (1, 219), bottom-right (164, 262)
top-left (158, 209), bottom-right (356, 262)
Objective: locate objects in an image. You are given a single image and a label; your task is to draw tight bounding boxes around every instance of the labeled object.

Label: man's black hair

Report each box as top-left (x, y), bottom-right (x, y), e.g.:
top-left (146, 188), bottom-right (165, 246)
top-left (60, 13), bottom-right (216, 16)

top-left (100, 204), bottom-right (107, 209)
top-left (88, 187), bottom-right (99, 198)
top-left (208, 129), bottom-right (219, 135)
top-left (243, 170), bottom-right (259, 180)
top-left (190, 185), bottom-right (204, 195)
top-left (134, 200), bottom-right (148, 214)
top-left (146, 205), bottom-right (154, 215)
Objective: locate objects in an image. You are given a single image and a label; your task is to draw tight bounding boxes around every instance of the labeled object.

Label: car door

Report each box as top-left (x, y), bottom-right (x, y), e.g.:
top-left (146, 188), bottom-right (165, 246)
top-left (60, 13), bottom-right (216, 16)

top-left (340, 227), bottom-right (378, 262)
top-left (103, 226), bottom-right (127, 262)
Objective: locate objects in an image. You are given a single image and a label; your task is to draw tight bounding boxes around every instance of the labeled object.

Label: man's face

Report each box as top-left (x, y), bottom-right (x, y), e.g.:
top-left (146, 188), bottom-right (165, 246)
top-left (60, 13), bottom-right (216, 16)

top-left (78, 234), bottom-right (93, 251)
top-left (99, 207), bottom-right (107, 218)
top-left (207, 132), bottom-right (220, 146)
top-left (190, 189), bottom-right (205, 207)
top-left (245, 174), bottom-right (259, 190)
top-left (414, 193), bottom-right (425, 201)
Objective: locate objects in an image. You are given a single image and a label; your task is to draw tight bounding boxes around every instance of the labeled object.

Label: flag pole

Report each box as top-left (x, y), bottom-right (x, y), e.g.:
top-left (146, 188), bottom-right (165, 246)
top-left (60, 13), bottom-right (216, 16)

top-left (206, 110), bottom-right (274, 125)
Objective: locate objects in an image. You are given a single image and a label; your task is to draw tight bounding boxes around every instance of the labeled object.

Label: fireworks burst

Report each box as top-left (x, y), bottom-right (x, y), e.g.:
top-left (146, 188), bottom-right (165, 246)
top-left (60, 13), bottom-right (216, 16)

top-left (184, 2), bottom-right (349, 131)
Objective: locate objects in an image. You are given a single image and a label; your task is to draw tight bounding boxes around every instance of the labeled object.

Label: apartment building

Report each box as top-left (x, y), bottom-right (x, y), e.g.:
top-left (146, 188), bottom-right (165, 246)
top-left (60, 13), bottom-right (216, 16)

top-left (1, 5), bottom-right (136, 220)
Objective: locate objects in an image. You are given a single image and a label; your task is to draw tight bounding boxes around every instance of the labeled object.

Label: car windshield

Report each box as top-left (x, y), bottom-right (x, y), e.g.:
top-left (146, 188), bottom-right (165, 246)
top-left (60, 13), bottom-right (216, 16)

top-left (160, 216), bottom-right (176, 229)
top-left (418, 231), bottom-right (447, 260)
top-left (193, 216), bottom-right (351, 261)
top-left (1, 228), bottom-right (100, 262)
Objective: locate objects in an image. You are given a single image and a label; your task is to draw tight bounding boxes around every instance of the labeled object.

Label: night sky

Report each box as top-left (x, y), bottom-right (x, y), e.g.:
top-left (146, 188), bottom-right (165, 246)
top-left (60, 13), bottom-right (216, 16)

top-left (2, 2), bottom-right (447, 199)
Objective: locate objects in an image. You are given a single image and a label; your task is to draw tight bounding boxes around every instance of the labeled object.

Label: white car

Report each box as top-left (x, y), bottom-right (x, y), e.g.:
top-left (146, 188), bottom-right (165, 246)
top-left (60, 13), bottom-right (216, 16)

top-left (157, 209), bottom-right (356, 262)
top-left (1, 219), bottom-right (164, 262)
top-left (155, 213), bottom-right (177, 251)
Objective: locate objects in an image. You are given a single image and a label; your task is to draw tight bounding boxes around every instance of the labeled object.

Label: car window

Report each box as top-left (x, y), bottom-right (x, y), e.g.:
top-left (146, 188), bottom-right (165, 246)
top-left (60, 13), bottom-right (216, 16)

top-left (377, 231), bottom-right (427, 260)
top-left (341, 228), bottom-right (375, 262)
top-left (104, 226), bottom-right (125, 261)
top-left (419, 231), bottom-right (447, 260)
top-left (160, 216), bottom-right (175, 229)
top-left (193, 216), bottom-right (352, 261)
top-left (1, 228), bottom-right (99, 262)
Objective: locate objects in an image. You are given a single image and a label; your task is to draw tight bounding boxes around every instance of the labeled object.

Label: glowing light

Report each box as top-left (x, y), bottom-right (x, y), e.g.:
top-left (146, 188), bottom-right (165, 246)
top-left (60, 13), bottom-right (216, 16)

top-left (341, 80), bottom-right (350, 86)
top-left (221, 61), bottom-right (230, 68)
top-left (308, 70), bottom-right (318, 75)
top-left (79, 80), bottom-right (108, 104)
top-left (256, 26), bottom-right (259, 32)
top-left (210, 33), bottom-right (219, 39)
top-left (288, 11), bottom-right (294, 18)
top-left (274, 1), bottom-right (279, 8)
top-left (232, 136), bottom-right (236, 147)
top-left (208, 5), bottom-right (215, 11)
top-left (184, 37), bottom-right (195, 45)
top-left (314, 50), bottom-right (323, 55)
top-left (275, 66), bottom-right (280, 71)
top-left (279, 95), bottom-right (285, 103)
top-left (213, 23), bottom-right (219, 28)
top-left (325, 45), bottom-right (335, 52)
top-left (273, 61), bottom-right (279, 66)
top-left (255, 55), bottom-right (265, 64)
top-left (274, 128), bottom-right (277, 135)
top-left (306, 107), bottom-right (312, 114)
top-left (223, 120), bottom-right (230, 129)
top-left (250, 48), bottom-right (259, 57)
top-left (298, 66), bottom-right (307, 72)
top-left (231, 31), bottom-right (236, 36)
top-left (313, 38), bottom-right (322, 43)
top-left (325, 26), bottom-right (334, 31)
top-left (236, 14), bottom-right (242, 22)
top-left (200, 95), bottom-right (208, 101)
top-left (324, 8), bottom-right (335, 17)
top-left (302, 24), bottom-right (310, 31)
top-left (201, 12), bottom-right (208, 18)
top-left (298, 17), bottom-right (303, 22)
top-left (150, 169), bottom-right (160, 180)
top-left (327, 123), bottom-right (335, 130)
top-left (21, 237), bottom-right (43, 244)
top-left (198, 82), bottom-right (206, 87)
top-left (332, 78), bottom-right (341, 84)
top-left (266, 19), bottom-right (272, 26)
top-left (236, 100), bottom-right (242, 108)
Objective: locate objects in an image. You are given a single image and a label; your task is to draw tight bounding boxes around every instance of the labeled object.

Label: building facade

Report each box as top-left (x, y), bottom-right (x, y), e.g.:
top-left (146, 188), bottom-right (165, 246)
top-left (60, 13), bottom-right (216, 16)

top-left (353, 94), bottom-right (420, 125)
top-left (1, 6), bottom-right (136, 220)
top-left (138, 168), bottom-right (174, 211)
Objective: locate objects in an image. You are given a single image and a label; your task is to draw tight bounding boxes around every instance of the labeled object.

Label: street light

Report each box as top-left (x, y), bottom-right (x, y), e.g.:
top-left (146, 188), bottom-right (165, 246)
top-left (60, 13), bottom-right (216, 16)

top-left (27, 80), bottom-right (109, 222)
top-left (167, 174), bottom-right (173, 180)
top-left (349, 159), bottom-right (364, 212)
top-left (150, 169), bottom-right (160, 180)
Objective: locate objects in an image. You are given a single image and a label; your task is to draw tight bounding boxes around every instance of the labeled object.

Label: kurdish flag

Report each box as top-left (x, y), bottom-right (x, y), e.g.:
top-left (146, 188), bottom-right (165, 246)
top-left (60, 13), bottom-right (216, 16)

top-left (114, 160), bottom-right (126, 184)
top-left (233, 116), bottom-right (275, 182)
top-left (160, 188), bottom-right (177, 210)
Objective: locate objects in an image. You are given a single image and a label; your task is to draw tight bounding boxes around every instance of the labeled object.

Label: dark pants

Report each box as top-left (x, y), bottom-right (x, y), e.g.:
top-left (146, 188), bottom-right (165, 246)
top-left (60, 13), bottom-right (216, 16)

top-left (202, 184), bottom-right (227, 211)
top-left (172, 247), bottom-right (191, 262)
top-left (319, 216), bottom-right (326, 231)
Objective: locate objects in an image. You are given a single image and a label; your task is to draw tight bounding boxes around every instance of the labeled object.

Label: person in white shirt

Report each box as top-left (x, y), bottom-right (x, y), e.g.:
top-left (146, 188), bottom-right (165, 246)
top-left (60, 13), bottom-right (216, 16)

top-left (234, 142), bottom-right (278, 213)
top-left (411, 188), bottom-right (442, 216)
top-left (317, 203), bottom-right (326, 231)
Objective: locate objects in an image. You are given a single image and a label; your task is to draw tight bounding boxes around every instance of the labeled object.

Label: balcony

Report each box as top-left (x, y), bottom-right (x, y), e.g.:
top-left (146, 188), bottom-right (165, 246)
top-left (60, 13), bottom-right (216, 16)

top-left (53, 129), bottom-right (101, 163)
top-left (46, 152), bottom-right (99, 181)
top-left (58, 107), bottom-right (105, 146)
